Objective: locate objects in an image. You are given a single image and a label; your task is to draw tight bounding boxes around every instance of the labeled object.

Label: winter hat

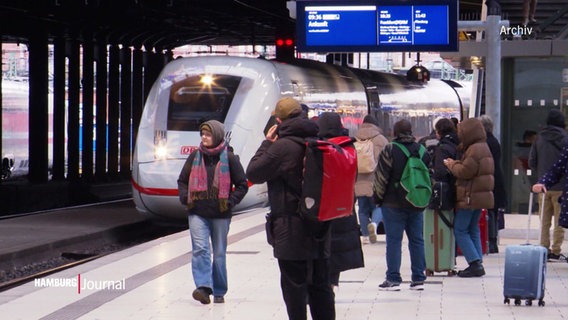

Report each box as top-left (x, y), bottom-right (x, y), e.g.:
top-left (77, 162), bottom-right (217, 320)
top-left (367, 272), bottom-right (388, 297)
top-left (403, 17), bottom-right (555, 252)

top-left (274, 97), bottom-right (302, 120)
top-left (546, 109), bottom-right (566, 128)
top-left (317, 112), bottom-right (344, 138)
top-left (199, 120), bottom-right (225, 147)
top-left (363, 115), bottom-right (379, 126)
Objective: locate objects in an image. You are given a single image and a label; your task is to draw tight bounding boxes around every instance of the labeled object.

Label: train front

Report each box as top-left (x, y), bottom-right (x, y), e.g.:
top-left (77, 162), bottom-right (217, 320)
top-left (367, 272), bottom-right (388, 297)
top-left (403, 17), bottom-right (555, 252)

top-left (132, 56), bottom-right (275, 221)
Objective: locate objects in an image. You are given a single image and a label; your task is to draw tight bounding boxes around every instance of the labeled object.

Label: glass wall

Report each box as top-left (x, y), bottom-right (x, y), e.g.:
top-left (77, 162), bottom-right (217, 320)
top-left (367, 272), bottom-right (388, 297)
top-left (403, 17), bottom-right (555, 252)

top-left (502, 56), bottom-right (568, 214)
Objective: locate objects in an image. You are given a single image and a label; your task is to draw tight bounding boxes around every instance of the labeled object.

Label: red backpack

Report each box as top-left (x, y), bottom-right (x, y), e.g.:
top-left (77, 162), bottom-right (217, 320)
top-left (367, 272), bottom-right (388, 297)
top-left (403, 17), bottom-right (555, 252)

top-left (299, 136), bottom-right (357, 222)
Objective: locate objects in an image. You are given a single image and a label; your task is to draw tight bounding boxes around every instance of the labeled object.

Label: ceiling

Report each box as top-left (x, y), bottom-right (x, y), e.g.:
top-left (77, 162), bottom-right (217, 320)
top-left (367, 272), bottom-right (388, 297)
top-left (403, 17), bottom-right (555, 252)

top-left (0, 0), bottom-right (295, 50)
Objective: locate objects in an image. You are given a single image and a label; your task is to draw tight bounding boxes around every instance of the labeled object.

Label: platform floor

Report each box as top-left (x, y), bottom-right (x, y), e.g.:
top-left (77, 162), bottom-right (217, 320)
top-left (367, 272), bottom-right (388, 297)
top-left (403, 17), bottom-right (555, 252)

top-left (1, 207), bottom-right (568, 320)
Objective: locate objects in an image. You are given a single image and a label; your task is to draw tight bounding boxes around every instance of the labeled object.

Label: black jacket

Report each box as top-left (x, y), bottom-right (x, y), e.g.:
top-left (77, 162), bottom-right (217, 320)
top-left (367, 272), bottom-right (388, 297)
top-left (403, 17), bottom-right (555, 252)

top-left (529, 125), bottom-right (568, 192)
top-left (431, 132), bottom-right (459, 183)
top-left (486, 132), bottom-right (507, 209)
top-left (177, 146), bottom-right (248, 219)
top-left (374, 134), bottom-right (431, 208)
top-left (246, 115), bottom-right (331, 260)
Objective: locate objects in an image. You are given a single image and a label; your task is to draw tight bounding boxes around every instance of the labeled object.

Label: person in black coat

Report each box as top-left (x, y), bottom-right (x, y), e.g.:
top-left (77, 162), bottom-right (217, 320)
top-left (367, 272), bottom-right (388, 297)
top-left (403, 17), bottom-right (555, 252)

top-left (316, 112), bottom-right (365, 294)
top-left (479, 115), bottom-right (507, 253)
top-left (177, 120), bottom-right (249, 304)
top-left (431, 118), bottom-right (459, 184)
top-left (246, 98), bottom-right (335, 320)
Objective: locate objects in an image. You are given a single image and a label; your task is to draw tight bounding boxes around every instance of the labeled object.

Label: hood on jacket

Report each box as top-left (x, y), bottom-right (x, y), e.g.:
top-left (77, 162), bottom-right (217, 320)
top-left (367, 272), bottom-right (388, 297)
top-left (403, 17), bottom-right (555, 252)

top-left (278, 115), bottom-right (319, 139)
top-left (458, 118), bottom-right (486, 150)
top-left (317, 112), bottom-right (345, 138)
top-left (356, 122), bottom-right (383, 140)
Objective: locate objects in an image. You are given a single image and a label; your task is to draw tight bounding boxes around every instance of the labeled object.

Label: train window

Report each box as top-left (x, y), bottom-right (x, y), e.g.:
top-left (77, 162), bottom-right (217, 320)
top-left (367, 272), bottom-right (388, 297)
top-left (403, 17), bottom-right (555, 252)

top-left (167, 75), bottom-right (242, 131)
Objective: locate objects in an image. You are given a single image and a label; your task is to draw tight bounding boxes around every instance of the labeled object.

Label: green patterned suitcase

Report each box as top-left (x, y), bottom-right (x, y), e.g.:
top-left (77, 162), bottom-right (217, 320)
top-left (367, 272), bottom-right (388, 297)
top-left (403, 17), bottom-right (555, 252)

top-left (424, 209), bottom-right (456, 276)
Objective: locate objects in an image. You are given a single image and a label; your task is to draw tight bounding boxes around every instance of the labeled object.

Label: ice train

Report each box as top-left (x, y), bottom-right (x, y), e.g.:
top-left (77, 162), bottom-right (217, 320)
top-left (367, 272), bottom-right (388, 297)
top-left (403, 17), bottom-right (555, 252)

top-left (131, 56), bottom-right (469, 221)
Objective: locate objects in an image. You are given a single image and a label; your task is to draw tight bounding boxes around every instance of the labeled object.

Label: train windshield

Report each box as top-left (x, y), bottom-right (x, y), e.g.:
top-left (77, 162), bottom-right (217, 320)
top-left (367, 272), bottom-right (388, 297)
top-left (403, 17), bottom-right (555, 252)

top-left (167, 74), bottom-right (241, 131)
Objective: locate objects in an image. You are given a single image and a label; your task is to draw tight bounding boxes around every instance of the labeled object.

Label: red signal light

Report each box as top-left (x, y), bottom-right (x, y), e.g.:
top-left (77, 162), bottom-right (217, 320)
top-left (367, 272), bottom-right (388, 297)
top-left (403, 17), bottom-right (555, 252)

top-left (276, 38), bottom-right (294, 47)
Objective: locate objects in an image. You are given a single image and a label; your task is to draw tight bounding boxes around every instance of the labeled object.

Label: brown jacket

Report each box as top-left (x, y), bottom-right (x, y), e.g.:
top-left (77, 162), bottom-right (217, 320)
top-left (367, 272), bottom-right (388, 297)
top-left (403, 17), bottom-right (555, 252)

top-left (447, 118), bottom-right (494, 209)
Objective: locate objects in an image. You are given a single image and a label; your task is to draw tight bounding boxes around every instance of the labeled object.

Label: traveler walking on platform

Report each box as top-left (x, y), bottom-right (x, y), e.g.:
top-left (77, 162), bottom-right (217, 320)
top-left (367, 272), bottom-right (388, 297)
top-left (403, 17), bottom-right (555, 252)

top-left (246, 98), bottom-right (335, 320)
top-left (354, 115), bottom-right (388, 244)
top-left (317, 112), bottom-right (365, 295)
top-left (529, 109), bottom-right (568, 260)
top-left (177, 120), bottom-right (249, 305)
top-left (479, 114), bottom-right (507, 253)
top-left (443, 118), bottom-right (494, 277)
top-left (374, 119), bottom-right (429, 291)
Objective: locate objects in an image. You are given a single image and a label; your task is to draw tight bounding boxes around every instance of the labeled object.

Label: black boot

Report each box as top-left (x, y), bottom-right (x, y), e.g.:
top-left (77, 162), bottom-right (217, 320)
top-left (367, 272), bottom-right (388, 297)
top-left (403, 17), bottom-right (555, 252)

top-left (489, 238), bottom-right (499, 253)
top-left (458, 260), bottom-right (485, 278)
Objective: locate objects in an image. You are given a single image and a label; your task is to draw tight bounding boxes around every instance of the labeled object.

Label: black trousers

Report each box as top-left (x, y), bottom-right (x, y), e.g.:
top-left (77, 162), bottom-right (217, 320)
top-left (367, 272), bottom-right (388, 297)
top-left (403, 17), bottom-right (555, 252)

top-left (278, 258), bottom-right (335, 320)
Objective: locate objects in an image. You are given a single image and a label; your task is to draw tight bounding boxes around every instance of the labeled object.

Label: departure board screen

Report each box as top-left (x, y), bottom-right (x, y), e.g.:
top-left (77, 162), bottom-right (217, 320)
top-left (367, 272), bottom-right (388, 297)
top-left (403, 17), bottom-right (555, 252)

top-left (296, 0), bottom-right (458, 53)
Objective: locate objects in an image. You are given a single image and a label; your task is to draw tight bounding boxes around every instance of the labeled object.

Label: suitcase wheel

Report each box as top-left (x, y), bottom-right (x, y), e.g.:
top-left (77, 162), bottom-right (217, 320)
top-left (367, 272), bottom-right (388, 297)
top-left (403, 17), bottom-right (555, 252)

top-left (504, 298), bottom-right (510, 305)
top-left (538, 299), bottom-right (545, 307)
top-left (525, 300), bottom-right (532, 306)
top-left (514, 299), bottom-right (521, 306)
top-left (426, 270), bottom-right (434, 276)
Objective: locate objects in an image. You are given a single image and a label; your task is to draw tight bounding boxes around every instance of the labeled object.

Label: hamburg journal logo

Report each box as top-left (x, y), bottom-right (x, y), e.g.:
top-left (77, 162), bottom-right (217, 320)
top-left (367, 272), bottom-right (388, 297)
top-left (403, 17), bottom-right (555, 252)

top-left (34, 274), bottom-right (126, 294)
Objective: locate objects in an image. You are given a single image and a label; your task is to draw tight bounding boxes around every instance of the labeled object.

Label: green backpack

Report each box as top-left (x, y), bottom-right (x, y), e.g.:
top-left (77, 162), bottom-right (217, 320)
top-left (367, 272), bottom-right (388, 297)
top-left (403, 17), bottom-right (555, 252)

top-left (392, 142), bottom-right (432, 208)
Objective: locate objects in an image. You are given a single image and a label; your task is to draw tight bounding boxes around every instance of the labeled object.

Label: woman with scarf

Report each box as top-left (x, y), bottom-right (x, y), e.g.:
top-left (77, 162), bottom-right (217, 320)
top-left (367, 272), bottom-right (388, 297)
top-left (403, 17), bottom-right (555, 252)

top-left (178, 120), bottom-right (249, 305)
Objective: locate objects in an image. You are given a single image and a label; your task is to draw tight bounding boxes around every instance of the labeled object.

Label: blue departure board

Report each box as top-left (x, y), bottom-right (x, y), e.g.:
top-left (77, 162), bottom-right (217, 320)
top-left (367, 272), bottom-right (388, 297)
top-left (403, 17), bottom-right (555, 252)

top-left (296, 0), bottom-right (458, 52)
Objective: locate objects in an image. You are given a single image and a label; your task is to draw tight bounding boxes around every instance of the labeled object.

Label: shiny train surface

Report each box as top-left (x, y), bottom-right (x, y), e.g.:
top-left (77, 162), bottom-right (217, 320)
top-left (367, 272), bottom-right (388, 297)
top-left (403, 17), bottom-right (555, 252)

top-left (131, 56), bottom-right (470, 221)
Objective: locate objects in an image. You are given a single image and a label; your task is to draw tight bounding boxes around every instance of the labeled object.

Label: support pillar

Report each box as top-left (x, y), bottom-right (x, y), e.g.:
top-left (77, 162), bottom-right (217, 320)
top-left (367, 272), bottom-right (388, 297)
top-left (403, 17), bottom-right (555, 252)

top-left (28, 32), bottom-right (50, 183)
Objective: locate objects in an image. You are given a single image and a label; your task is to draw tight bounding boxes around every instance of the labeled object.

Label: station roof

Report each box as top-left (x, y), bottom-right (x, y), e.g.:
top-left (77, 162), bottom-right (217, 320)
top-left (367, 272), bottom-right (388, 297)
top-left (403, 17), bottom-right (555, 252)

top-left (0, 0), bottom-right (294, 50)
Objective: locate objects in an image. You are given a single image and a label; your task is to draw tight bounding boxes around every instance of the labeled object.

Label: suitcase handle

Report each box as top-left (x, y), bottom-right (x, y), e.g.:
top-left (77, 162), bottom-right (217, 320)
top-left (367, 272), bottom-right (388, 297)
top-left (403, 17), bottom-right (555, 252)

top-left (526, 192), bottom-right (545, 244)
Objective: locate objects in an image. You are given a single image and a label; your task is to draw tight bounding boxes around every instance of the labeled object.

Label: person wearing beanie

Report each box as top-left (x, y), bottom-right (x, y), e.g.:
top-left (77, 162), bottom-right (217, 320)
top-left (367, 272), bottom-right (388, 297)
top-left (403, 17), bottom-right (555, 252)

top-left (374, 119), bottom-right (429, 290)
top-left (247, 98), bottom-right (335, 319)
top-left (316, 112), bottom-right (365, 294)
top-left (177, 119), bottom-right (249, 305)
top-left (444, 118), bottom-right (494, 277)
top-left (529, 109), bottom-right (568, 260)
top-left (355, 115), bottom-right (388, 244)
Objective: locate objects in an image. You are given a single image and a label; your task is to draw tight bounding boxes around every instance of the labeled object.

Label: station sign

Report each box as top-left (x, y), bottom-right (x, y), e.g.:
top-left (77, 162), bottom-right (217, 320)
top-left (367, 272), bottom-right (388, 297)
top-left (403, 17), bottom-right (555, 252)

top-left (295, 0), bottom-right (458, 53)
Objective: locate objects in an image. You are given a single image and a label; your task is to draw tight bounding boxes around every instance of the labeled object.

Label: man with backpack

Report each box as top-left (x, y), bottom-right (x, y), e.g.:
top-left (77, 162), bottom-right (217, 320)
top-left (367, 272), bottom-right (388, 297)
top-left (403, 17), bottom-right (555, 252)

top-left (246, 97), bottom-right (335, 320)
top-left (374, 119), bottom-right (430, 291)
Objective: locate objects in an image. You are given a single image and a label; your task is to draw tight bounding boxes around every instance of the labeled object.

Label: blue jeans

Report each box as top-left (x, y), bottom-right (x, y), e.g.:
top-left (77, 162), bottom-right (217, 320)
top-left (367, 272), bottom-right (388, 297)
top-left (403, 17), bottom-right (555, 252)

top-left (454, 208), bottom-right (483, 264)
top-left (382, 207), bottom-right (426, 283)
top-left (357, 196), bottom-right (383, 236)
top-left (188, 214), bottom-right (231, 296)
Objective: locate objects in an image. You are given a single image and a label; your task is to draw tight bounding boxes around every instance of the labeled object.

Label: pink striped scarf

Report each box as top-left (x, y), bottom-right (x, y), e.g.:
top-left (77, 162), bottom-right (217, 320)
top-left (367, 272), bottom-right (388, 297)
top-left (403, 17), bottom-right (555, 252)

top-left (187, 141), bottom-right (231, 211)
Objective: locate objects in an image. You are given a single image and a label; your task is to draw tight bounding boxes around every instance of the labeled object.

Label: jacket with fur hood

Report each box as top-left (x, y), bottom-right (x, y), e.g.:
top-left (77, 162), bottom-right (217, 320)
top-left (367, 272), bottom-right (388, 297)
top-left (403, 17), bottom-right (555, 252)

top-left (446, 118), bottom-right (494, 209)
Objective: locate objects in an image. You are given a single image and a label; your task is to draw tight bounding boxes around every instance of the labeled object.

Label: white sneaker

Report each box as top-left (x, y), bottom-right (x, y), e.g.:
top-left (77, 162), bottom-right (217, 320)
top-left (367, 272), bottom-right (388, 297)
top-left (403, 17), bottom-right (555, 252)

top-left (361, 236), bottom-right (370, 244)
top-left (368, 223), bottom-right (377, 243)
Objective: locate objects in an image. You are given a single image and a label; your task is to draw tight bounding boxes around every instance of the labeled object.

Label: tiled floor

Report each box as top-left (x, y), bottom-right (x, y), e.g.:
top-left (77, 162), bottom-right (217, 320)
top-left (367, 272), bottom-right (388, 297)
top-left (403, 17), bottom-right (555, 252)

top-left (1, 208), bottom-right (568, 320)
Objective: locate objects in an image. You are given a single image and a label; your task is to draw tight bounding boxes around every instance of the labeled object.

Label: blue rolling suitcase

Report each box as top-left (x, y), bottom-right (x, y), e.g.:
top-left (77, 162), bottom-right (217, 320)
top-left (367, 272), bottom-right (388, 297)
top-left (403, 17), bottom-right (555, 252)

top-left (503, 192), bottom-right (546, 306)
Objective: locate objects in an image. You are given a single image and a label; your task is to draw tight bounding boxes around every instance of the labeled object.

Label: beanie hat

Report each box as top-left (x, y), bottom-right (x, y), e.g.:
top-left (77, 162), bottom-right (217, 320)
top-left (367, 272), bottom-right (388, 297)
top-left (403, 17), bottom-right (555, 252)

top-left (199, 120), bottom-right (225, 147)
top-left (547, 109), bottom-right (566, 128)
top-left (274, 97), bottom-right (302, 120)
top-left (363, 115), bottom-right (379, 126)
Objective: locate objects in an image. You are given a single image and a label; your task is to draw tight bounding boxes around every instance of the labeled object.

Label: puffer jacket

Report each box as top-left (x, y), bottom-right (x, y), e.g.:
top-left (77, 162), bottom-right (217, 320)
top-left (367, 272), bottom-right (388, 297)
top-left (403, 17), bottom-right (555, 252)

top-left (246, 115), bottom-right (331, 261)
top-left (447, 118), bottom-right (494, 209)
top-left (354, 123), bottom-right (389, 197)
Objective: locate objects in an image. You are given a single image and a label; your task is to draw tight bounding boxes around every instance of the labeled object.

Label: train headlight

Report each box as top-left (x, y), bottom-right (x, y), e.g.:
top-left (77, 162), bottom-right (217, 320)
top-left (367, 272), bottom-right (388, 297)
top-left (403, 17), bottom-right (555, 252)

top-left (154, 145), bottom-right (168, 160)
